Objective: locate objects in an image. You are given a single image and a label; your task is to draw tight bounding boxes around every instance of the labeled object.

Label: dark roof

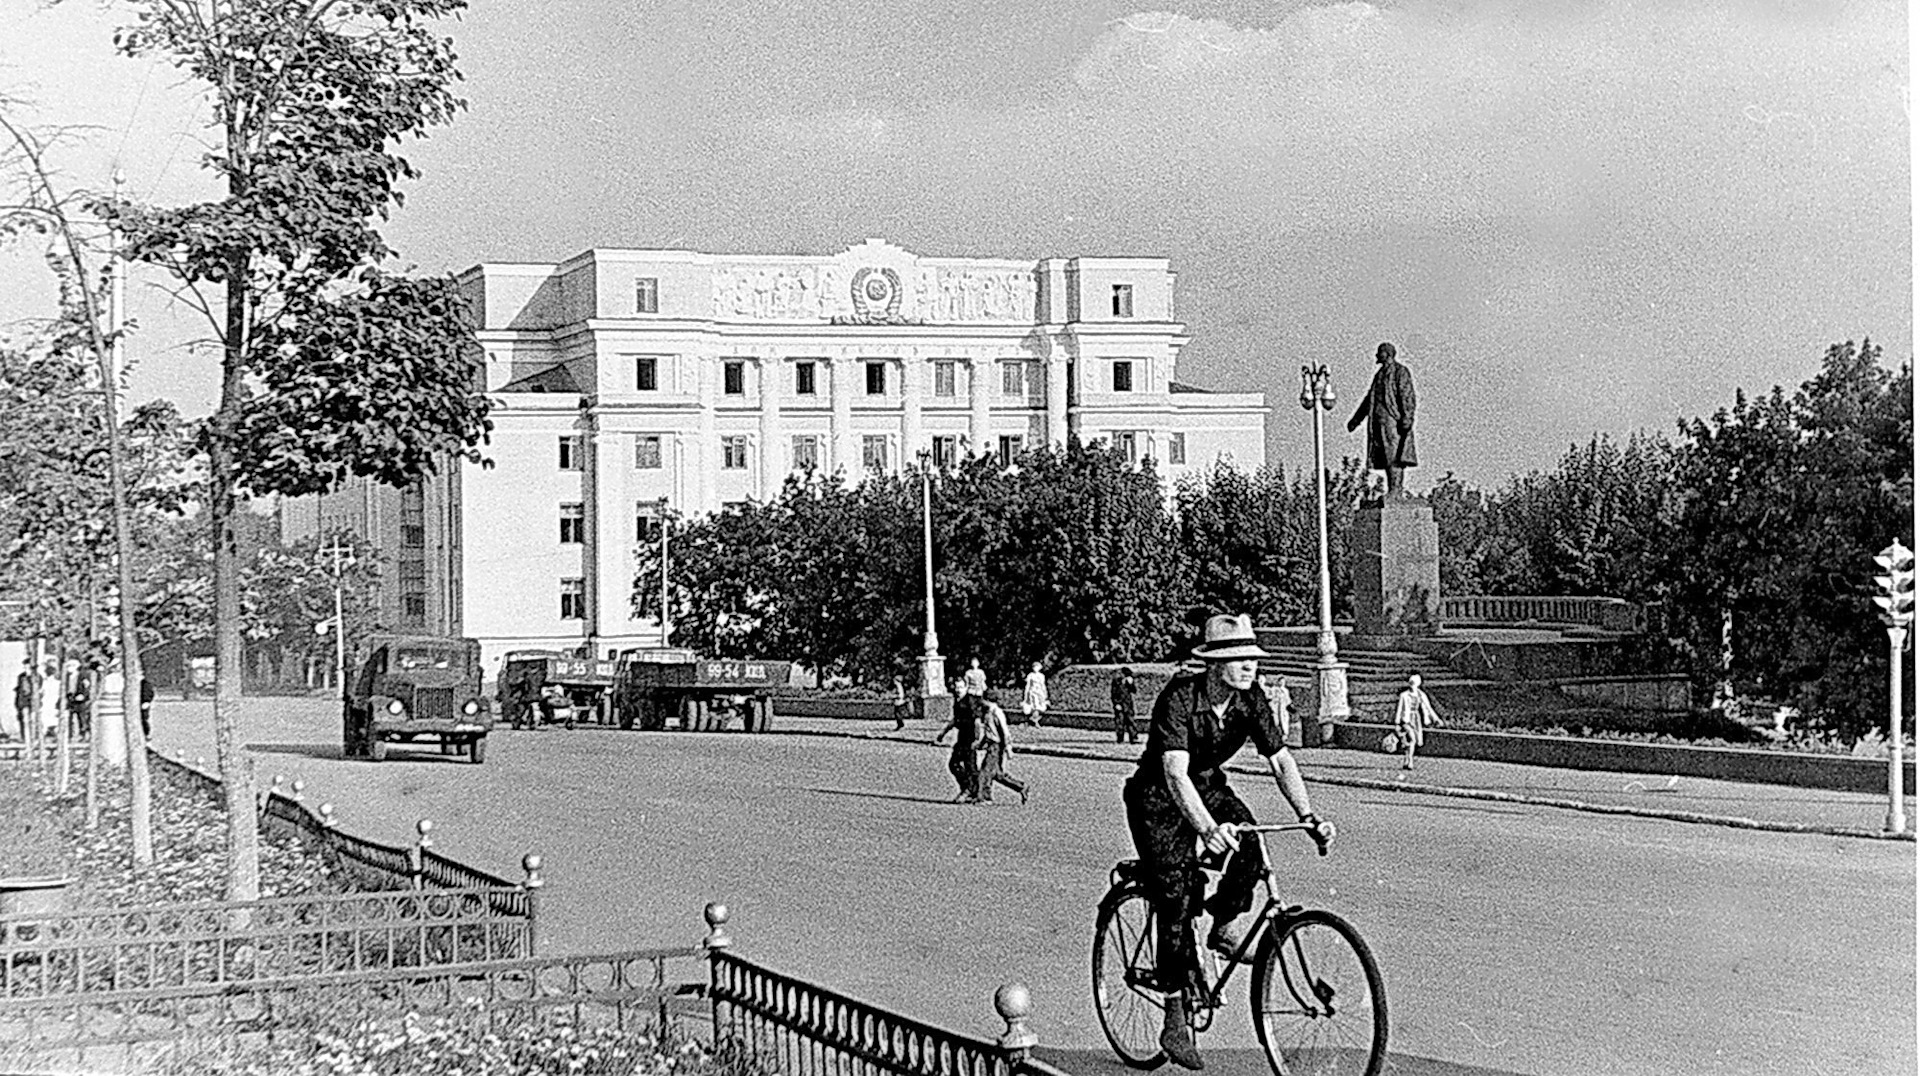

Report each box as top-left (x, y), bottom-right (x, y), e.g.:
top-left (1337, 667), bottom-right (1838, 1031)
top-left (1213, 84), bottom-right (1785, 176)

top-left (498, 364), bottom-right (582, 394)
top-left (1168, 381), bottom-right (1213, 394)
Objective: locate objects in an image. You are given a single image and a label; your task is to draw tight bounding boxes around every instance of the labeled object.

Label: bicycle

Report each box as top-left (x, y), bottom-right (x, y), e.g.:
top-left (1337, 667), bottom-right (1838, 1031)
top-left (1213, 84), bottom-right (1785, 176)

top-left (1091, 823), bottom-right (1388, 1076)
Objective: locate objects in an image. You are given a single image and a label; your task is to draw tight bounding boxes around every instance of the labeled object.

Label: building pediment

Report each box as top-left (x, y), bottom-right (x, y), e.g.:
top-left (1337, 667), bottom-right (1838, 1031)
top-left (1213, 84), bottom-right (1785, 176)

top-left (708, 238), bottom-right (1038, 325)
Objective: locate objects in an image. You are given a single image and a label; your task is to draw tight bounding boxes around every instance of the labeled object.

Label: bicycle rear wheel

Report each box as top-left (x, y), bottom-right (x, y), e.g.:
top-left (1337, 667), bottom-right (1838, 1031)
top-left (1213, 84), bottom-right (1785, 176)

top-left (1092, 885), bottom-right (1168, 1069)
top-left (1251, 909), bottom-right (1387, 1076)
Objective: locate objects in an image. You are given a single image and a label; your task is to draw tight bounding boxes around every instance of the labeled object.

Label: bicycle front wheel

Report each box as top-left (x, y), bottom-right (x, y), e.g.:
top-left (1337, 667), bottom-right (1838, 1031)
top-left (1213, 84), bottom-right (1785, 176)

top-left (1092, 885), bottom-right (1167, 1069)
top-left (1251, 909), bottom-right (1387, 1076)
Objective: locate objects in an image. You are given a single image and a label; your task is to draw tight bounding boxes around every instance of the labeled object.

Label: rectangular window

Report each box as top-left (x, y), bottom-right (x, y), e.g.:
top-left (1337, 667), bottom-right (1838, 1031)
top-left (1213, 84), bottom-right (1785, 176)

top-left (933, 361), bottom-right (957, 398)
top-left (1168, 432), bottom-right (1187, 465)
top-left (1114, 432), bottom-right (1138, 463)
top-left (862, 435), bottom-right (890, 473)
top-left (722, 435), bottom-right (749, 470)
top-left (1112, 284), bottom-right (1134, 318)
top-left (795, 361), bottom-right (817, 396)
top-left (723, 360), bottom-right (746, 396)
top-left (997, 434), bottom-right (1023, 467)
top-left (558, 436), bottom-right (582, 470)
top-left (1001, 362), bottom-right (1026, 397)
top-left (401, 524), bottom-right (425, 549)
top-left (636, 504), bottom-right (663, 544)
top-left (865, 362), bottom-right (887, 396)
top-left (792, 435), bottom-right (820, 472)
top-left (559, 503), bottom-right (585, 544)
top-left (1112, 360), bottom-right (1134, 393)
top-left (635, 277), bottom-right (659, 314)
top-left (635, 357), bottom-right (658, 391)
top-left (931, 434), bottom-right (959, 469)
top-left (403, 594), bottom-right (427, 618)
top-left (560, 578), bottom-right (585, 620)
top-left (635, 434), bottom-right (663, 470)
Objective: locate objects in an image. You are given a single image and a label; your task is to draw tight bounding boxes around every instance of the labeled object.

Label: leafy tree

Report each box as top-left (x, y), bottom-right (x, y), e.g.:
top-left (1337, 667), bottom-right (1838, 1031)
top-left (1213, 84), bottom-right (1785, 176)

top-left (106, 0), bottom-right (492, 901)
top-left (1171, 457), bottom-right (1368, 628)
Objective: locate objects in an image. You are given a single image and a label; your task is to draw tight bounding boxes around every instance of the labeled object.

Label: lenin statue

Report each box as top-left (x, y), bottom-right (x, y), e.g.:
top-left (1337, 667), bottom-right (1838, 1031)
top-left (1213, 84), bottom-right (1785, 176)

top-left (1347, 342), bottom-right (1418, 496)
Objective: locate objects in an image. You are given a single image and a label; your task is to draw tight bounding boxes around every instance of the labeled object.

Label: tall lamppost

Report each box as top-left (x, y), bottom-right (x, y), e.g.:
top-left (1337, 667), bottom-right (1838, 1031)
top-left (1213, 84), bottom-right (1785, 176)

top-left (1872, 539), bottom-right (1914, 834)
top-left (916, 451), bottom-right (949, 698)
top-left (1300, 363), bottom-right (1350, 732)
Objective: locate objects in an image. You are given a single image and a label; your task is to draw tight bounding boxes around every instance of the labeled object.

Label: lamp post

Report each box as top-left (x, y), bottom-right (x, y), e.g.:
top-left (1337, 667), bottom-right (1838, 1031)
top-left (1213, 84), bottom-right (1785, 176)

top-left (319, 538), bottom-right (354, 696)
top-left (1871, 539), bottom-right (1914, 834)
top-left (917, 451), bottom-right (948, 698)
top-left (1300, 363), bottom-right (1351, 732)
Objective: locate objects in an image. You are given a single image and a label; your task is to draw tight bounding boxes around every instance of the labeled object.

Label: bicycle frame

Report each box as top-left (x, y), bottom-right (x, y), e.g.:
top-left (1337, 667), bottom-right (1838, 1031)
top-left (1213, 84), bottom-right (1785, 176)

top-left (1187, 823), bottom-right (1316, 1013)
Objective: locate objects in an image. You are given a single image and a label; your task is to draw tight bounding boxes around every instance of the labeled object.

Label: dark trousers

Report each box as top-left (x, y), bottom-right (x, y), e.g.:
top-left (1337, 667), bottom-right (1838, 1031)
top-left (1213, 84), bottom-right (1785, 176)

top-left (976, 741), bottom-right (1026, 801)
top-left (1114, 706), bottom-right (1138, 743)
top-left (947, 743), bottom-right (977, 799)
top-left (1123, 770), bottom-right (1264, 986)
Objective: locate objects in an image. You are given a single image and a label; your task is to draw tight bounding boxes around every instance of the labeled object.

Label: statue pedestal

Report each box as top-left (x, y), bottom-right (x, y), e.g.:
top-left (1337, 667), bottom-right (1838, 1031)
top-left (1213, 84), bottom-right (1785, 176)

top-left (1350, 496), bottom-right (1441, 646)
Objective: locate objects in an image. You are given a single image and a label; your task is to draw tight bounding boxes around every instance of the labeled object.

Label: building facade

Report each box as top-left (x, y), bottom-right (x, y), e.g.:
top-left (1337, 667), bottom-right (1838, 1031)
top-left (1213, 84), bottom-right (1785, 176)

top-left (288, 240), bottom-right (1266, 678)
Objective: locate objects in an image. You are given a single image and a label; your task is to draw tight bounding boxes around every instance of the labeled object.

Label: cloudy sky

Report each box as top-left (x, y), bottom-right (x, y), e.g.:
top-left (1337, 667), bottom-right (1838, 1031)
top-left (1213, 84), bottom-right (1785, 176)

top-left (1, 0), bottom-right (1909, 488)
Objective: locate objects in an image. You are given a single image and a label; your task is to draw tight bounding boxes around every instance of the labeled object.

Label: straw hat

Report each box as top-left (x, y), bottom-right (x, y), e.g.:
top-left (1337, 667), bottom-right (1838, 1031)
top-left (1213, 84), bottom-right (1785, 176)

top-left (1191, 614), bottom-right (1270, 661)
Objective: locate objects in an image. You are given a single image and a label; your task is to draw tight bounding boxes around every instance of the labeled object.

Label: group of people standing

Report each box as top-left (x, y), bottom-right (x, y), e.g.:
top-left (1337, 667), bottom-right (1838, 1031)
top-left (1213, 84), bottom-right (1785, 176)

top-left (9, 660), bottom-right (156, 745)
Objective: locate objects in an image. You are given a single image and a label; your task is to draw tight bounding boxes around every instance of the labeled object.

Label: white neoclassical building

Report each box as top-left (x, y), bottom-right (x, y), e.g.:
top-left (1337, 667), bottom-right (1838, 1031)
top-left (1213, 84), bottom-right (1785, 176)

top-left (286, 239), bottom-right (1266, 675)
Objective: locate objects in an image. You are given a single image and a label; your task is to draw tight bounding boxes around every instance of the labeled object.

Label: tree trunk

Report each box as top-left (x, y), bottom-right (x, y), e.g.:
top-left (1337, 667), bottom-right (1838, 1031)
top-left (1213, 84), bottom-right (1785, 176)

top-left (211, 248), bottom-right (261, 904)
top-left (53, 640), bottom-right (70, 795)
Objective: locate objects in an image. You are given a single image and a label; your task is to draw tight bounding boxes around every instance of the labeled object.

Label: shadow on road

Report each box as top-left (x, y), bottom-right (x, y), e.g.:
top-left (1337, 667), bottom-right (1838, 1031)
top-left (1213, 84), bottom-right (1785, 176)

top-left (803, 786), bottom-right (959, 806)
top-left (244, 741), bottom-right (473, 765)
top-left (1035, 1046), bottom-right (1535, 1076)
top-left (1355, 796), bottom-right (1532, 818)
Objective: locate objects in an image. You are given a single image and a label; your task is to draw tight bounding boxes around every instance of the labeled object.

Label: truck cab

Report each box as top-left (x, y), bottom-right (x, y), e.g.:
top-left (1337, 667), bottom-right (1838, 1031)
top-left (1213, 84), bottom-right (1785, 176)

top-left (342, 635), bottom-right (493, 763)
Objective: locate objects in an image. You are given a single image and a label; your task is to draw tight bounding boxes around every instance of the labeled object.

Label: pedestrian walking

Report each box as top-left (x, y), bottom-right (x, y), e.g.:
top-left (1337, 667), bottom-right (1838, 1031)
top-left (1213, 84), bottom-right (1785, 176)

top-left (67, 668), bottom-right (93, 741)
top-left (1021, 662), bottom-right (1049, 727)
top-left (892, 675), bottom-right (910, 730)
top-left (1393, 674), bottom-right (1443, 770)
top-left (139, 676), bottom-right (155, 740)
top-left (975, 697), bottom-right (1030, 805)
top-left (1110, 666), bottom-right (1139, 744)
top-left (11, 665), bottom-right (32, 742)
top-left (933, 668), bottom-right (987, 803)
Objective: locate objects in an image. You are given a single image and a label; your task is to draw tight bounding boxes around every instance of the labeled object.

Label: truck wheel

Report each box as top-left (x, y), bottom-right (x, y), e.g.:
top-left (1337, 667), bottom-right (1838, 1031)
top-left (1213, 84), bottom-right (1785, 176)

top-left (369, 738), bottom-right (387, 762)
top-left (469, 736), bottom-right (487, 764)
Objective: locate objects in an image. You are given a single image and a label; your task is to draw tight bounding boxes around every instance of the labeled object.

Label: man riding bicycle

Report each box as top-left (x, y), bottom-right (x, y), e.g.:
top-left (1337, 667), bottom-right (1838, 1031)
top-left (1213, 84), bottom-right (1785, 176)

top-left (1123, 613), bottom-right (1334, 1070)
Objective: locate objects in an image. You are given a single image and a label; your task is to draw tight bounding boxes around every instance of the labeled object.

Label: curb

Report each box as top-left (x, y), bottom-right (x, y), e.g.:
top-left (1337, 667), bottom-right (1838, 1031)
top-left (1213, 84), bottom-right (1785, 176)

top-left (773, 726), bottom-right (1919, 844)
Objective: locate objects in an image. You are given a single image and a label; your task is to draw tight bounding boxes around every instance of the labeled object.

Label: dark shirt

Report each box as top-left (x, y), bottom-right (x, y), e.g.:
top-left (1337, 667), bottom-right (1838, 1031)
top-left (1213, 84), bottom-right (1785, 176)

top-left (1134, 672), bottom-right (1284, 781)
top-left (949, 694), bottom-right (984, 751)
top-left (1110, 674), bottom-right (1136, 711)
top-left (139, 679), bottom-right (155, 705)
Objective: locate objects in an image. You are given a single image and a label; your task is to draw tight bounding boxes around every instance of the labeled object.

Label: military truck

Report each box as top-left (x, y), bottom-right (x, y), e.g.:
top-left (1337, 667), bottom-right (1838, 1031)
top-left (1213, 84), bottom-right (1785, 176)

top-left (342, 635), bottom-right (493, 763)
top-left (496, 651), bottom-right (619, 729)
top-left (612, 649), bottom-right (790, 732)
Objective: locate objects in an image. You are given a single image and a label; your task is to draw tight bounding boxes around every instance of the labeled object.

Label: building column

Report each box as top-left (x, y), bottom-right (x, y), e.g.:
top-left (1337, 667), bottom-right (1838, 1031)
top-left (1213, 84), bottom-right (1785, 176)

top-left (589, 412), bottom-right (630, 656)
top-left (693, 354), bottom-right (716, 514)
top-left (1045, 344), bottom-right (1069, 448)
top-left (758, 352), bottom-right (784, 500)
top-left (830, 352), bottom-right (857, 481)
top-left (900, 347), bottom-right (923, 467)
top-left (968, 353), bottom-right (993, 457)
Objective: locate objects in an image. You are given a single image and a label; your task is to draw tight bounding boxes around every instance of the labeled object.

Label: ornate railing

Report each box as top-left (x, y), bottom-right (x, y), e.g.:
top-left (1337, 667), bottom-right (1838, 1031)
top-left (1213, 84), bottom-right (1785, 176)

top-left (703, 908), bottom-right (1067, 1076)
top-left (1441, 595), bottom-right (1642, 633)
top-left (0, 945), bottom-right (703, 1055)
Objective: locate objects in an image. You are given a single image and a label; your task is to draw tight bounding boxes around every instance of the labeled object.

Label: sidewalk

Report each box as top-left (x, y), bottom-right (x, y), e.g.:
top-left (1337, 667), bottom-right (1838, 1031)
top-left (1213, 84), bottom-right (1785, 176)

top-left (771, 714), bottom-right (1919, 842)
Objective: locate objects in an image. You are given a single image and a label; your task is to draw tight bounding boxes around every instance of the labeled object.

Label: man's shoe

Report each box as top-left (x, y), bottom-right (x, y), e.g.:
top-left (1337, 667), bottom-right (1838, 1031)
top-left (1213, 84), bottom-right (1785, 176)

top-left (1159, 1023), bottom-right (1205, 1070)
top-left (1207, 920), bottom-right (1253, 963)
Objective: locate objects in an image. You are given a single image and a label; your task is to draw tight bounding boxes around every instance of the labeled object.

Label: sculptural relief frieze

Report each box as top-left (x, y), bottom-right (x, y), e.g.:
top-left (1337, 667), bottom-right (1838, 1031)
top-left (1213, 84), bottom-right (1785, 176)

top-left (709, 262), bottom-right (1037, 324)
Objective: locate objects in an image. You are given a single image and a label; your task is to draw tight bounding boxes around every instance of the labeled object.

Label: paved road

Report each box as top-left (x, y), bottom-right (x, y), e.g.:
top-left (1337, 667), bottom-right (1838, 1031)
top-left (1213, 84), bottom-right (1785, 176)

top-left (151, 699), bottom-right (1916, 1076)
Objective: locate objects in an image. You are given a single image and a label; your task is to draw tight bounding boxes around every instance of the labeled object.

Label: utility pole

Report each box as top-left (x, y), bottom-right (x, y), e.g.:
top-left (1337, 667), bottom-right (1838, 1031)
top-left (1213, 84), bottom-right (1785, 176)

top-left (320, 538), bottom-right (354, 696)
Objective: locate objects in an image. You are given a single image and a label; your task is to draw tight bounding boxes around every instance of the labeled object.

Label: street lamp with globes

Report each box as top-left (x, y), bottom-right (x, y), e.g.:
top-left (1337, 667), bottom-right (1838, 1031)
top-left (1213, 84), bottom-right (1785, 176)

top-left (1300, 363), bottom-right (1351, 731)
top-left (916, 450), bottom-right (948, 698)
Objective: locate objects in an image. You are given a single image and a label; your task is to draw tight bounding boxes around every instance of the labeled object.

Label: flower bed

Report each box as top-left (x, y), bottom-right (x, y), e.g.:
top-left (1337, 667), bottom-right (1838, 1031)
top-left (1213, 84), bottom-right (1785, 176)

top-left (0, 760), bottom-right (342, 910)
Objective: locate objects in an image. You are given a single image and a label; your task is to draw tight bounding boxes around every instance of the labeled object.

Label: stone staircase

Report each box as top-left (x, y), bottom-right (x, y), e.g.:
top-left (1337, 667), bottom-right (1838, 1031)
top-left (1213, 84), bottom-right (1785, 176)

top-left (1255, 630), bottom-right (1492, 722)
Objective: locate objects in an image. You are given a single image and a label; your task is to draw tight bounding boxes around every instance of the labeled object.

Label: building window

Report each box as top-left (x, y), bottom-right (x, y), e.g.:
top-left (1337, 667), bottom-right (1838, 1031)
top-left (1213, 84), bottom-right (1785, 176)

top-left (1168, 432), bottom-right (1187, 465)
top-left (792, 435), bottom-right (820, 472)
top-left (401, 523), bottom-right (425, 548)
top-left (865, 362), bottom-right (887, 396)
top-left (560, 578), bottom-right (586, 620)
top-left (862, 435), bottom-right (890, 473)
top-left (933, 361), bottom-right (957, 398)
top-left (636, 504), bottom-right (663, 544)
top-left (1001, 362), bottom-right (1026, 397)
top-left (723, 360), bottom-right (746, 396)
top-left (931, 434), bottom-right (959, 469)
top-left (635, 434), bottom-right (663, 470)
top-left (558, 436), bottom-right (583, 470)
top-left (722, 435), bottom-right (749, 470)
top-left (997, 434), bottom-right (1023, 467)
top-left (559, 503), bottom-right (585, 544)
top-left (1112, 284), bottom-right (1134, 318)
top-left (403, 594), bottom-right (427, 618)
top-left (636, 357), bottom-right (658, 391)
top-left (1114, 432), bottom-right (1138, 463)
top-left (795, 361), bottom-right (817, 396)
top-left (635, 277), bottom-right (659, 314)
top-left (1113, 360), bottom-right (1134, 393)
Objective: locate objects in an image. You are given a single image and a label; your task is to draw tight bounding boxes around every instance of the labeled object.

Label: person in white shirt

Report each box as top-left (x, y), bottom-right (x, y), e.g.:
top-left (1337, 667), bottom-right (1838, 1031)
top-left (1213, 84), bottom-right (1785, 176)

top-left (976, 697), bottom-right (1029, 805)
top-left (1020, 662), bottom-right (1049, 727)
top-left (1394, 674), bottom-right (1443, 771)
